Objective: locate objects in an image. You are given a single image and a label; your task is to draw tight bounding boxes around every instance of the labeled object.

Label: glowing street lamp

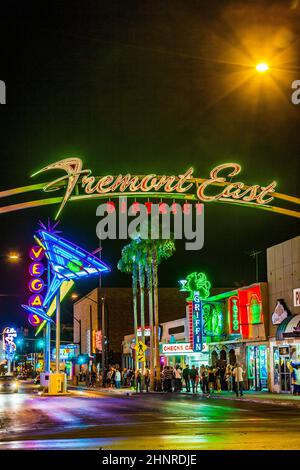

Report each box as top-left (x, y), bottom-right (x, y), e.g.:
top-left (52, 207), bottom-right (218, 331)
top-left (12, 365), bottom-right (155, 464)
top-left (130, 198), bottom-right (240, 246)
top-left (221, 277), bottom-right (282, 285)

top-left (255, 62), bottom-right (269, 73)
top-left (71, 293), bottom-right (79, 300)
top-left (1, 252), bottom-right (21, 262)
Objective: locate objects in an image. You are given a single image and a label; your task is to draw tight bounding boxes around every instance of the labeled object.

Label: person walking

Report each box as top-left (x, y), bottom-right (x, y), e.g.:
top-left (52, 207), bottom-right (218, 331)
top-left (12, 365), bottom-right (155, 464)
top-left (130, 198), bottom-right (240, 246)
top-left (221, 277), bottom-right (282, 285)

top-left (111, 367), bottom-right (116, 388)
top-left (183, 364), bottom-right (191, 392)
top-left (200, 365), bottom-right (208, 394)
top-left (85, 370), bottom-right (91, 388)
top-left (174, 365), bottom-right (182, 392)
top-left (225, 364), bottom-right (233, 391)
top-left (106, 368), bottom-right (112, 388)
top-left (162, 366), bottom-right (173, 392)
top-left (135, 369), bottom-right (142, 393)
top-left (195, 367), bottom-right (200, 392)
top-left (215, 366), bottom-right (221, 393)
top-left (208, 367), bottom-right (215, 395)
top-left (122, 368), bottom-right (127, 387)
top-left (232, 363), bottom-right (244, 397)
top-left (91, 369), bottom-right (97, 388)
top-left (143, 367), bottom-right (150, 392)
top-left (190, 365), bottom-right (198, 394)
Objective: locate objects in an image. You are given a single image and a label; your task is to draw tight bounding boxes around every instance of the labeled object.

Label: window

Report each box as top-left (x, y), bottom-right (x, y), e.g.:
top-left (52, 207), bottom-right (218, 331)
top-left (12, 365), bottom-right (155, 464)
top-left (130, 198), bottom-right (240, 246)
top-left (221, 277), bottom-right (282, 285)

top-left (168, 325), bottom-right (184, 335)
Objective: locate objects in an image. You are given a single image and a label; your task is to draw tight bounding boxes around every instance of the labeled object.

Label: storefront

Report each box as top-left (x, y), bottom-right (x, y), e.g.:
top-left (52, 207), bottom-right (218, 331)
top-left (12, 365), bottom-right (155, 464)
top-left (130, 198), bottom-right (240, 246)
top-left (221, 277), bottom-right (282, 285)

top-left (52, 344), bottom-right (79, 379)
top-left (246, 343), bottom-right (269, 391)
top-left (270, 314), bottom-right (300, 393)
top-left (160, 342), bottom-right (209, 368)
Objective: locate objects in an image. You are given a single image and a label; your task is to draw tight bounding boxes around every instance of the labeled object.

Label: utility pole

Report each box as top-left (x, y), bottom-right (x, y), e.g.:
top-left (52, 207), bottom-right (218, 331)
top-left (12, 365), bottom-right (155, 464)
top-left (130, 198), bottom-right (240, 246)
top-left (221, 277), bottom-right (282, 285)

top-left (101, 297), bottom-right (106, 386)
top-left (245, 250), bottom-right (262, 283)
top-left (55, 291), bottom-right (61, 373)
top-left (44, 254), bottom-right (51, 374)
top-left (89, 304), bottom-right (93, 372)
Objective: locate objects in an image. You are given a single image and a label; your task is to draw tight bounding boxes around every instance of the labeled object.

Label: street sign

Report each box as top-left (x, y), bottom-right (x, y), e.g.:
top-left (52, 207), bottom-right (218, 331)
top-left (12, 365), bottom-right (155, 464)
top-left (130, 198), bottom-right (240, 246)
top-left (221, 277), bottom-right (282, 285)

top-left (134, 340), bottom-right (148, 362)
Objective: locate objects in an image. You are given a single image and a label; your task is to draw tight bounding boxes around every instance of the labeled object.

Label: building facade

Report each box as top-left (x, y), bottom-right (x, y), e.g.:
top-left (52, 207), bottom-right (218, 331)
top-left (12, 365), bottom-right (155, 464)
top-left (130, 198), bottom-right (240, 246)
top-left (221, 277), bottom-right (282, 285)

top-left (122, 281), bottom-right (269, 392)
top-left (74, 287), bottom-right (188, 369)
top-left (267, 235), bottom-right (300, 393)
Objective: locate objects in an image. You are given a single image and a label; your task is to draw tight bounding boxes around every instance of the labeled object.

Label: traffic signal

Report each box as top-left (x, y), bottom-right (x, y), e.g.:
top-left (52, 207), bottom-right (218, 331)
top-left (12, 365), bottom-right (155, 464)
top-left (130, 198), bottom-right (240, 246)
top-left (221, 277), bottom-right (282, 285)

top-left (77, 354), bottom-right (88, 364)
top-left (37, 339), bottom-right (44, 349)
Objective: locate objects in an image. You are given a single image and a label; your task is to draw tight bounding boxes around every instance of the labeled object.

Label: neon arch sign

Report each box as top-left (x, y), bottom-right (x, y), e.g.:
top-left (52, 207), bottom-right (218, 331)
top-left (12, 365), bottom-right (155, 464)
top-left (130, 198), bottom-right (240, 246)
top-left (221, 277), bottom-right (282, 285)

top-left (0, 157), bottom-right (299, 219)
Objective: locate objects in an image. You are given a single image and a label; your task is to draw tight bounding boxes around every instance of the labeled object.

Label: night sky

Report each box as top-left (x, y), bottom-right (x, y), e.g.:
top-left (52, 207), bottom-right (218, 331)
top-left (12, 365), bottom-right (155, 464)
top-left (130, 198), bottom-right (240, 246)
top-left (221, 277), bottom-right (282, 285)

top-left (0, 0), bottom-right (299, 330)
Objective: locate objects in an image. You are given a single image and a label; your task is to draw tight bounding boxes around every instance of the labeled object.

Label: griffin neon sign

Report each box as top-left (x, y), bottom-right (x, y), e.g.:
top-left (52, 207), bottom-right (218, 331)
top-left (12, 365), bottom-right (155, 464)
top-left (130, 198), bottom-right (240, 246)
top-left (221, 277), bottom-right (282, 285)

top-left (1, 157), bottom-right (300, 219)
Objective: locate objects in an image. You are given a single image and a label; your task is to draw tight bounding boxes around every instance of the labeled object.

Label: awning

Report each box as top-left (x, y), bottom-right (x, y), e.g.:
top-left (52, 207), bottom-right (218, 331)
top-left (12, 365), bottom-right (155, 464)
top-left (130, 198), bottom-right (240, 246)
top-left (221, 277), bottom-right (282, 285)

top-left (276, 314), bottom-right (300, 340)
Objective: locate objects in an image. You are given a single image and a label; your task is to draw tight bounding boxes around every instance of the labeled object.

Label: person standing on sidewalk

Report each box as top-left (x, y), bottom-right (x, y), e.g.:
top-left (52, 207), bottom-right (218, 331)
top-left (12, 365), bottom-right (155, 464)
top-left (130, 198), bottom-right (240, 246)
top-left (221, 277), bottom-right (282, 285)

top-left (232, 363), bottom-right (244, 397)
top-left (214, 366), bottom-right (221, 393)
top-left (195, 367), bottom-right (200, 393)
top-left (291, 363), bottom-right (300, 395)
top-left (183, 364), bottom-right (191, 392)
top-left (135, 369), bottom-right (142, 393)
top-left (143, 367), bottom-right (150, 392)
top-left (91, 369), bottom-right (97, 388)
top-left (200, 365), bottom-right (208, 394)
top-left (174, 365), bottom-right (182, 392)
top-left (225, 364), bottom-right (233, 391)
top-left (208, 367), bottom-right (215, 395)
top-left (85, 370), bottom-right (91, 388)
top-left (190, 365), bottom-right (198, 394)
top-left (115, 369), bottom-right (121, 389)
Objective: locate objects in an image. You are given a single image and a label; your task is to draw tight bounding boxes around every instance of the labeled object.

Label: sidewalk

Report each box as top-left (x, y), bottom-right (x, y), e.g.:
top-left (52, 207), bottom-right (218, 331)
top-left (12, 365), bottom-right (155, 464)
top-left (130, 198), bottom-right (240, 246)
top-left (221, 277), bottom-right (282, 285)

top-left (68, 383), bottom-right (140, 395)
top-left (181, 390), bottom-right (300, 408)
top-left (68, 383), bottom-right (300, 407)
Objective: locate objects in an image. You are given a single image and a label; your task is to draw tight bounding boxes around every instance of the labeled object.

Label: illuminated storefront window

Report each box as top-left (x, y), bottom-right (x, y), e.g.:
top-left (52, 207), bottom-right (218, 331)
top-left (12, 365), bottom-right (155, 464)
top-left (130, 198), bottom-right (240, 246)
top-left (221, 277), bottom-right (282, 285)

top-left (246, 345), bottom-right (268, 391)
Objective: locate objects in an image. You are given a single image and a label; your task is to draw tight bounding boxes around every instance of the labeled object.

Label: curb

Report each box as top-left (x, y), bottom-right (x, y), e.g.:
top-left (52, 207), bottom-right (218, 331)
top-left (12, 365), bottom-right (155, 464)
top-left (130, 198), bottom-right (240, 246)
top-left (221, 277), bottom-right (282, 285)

top-left (204, 394), bottom-right (300, 408)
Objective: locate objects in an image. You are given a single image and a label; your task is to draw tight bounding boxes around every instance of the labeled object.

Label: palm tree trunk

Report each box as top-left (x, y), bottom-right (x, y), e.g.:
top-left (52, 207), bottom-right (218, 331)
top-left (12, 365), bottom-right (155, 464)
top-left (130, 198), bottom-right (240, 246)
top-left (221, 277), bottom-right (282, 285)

top-left (146, 261), bottom-right (155, 391)
top-left (152, 248), bottom-right (161, 391)
top-left (132, 265), bottom-right (138, 371)
top-left (139, 263), bottom-right (145, 373)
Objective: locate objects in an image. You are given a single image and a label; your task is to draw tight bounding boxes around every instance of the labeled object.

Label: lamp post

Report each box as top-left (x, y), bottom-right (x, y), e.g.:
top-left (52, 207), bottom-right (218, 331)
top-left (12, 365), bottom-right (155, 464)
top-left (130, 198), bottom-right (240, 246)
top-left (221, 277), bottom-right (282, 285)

top-left (101, 296), bottom-right (106, 387)
top-left (74, 316), bottom-right (81, 354)
top-left (55, 291), bottom-right (61, 373)
top-left (72, 292), bottom-right (106, 381)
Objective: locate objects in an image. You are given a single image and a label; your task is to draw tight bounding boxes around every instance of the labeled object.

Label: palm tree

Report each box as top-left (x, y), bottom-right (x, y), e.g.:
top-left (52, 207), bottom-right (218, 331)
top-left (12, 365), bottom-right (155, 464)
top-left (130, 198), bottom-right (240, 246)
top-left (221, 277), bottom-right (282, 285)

top-left (132, 238), bottom-right (148, 373)
top-left (144, 240), bottom-right (155, 390)
top-left (117, 244), bottom-right (139, 370)
top-left (118, 236), bottom-right (175, 387)
top-left (152, 239), bottom-right (175, 391)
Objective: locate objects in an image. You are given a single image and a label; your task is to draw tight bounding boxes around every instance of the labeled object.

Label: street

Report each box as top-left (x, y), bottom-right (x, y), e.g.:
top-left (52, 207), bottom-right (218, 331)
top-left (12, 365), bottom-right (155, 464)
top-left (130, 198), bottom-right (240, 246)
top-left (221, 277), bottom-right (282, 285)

top-left (0, 382), bottom-right (300, 450)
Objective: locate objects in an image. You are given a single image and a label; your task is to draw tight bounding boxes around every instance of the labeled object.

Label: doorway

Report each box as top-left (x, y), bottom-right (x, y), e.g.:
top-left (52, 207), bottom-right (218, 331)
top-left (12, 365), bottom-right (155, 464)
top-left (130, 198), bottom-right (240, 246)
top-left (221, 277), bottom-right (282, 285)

top-left (247, 345), bottom-right (268, 391)
top-left (279, 346), bottom-right (291, 392)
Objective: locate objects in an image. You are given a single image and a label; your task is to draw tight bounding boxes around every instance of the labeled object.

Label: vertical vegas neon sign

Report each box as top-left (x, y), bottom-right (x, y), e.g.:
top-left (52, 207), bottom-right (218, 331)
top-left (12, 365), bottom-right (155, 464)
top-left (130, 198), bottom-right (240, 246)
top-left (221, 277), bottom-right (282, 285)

top-left (28, 245), bottom-right (46, 326)
top-left (193, 291), bottom-right (203, 352)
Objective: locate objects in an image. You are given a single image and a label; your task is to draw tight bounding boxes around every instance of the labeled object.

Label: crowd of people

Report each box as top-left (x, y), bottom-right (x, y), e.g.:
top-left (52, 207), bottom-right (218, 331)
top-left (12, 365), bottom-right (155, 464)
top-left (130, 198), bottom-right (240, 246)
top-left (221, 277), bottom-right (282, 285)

top-left (79, 362), bottom-right (246, 397)
top-left (161, 363), bottom-right (245, 397)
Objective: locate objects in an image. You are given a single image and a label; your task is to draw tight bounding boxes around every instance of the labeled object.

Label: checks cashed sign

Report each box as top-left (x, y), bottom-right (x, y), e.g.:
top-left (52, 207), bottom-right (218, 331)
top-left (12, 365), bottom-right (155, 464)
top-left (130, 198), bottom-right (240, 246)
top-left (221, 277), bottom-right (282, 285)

top-left (162, 343), bottom-right (193, 354)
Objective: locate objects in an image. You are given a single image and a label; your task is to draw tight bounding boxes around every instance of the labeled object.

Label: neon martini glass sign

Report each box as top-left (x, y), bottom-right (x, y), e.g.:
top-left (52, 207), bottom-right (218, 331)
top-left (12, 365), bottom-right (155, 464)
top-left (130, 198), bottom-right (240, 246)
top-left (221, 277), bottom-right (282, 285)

top-left (21, 229), bottom-right (110, 322)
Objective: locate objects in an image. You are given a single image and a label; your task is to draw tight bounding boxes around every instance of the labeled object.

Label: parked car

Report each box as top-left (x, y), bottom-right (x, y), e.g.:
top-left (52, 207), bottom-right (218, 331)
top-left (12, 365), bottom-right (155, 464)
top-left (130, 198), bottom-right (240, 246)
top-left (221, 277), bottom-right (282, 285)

top-left (0, 375), bottom-right (19, 393)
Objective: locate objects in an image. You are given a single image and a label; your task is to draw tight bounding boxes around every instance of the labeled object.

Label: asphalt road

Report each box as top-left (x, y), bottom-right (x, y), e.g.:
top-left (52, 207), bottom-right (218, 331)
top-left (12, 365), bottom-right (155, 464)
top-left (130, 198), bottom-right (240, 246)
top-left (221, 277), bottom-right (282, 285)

top-left (0, 382), bottom-right (299, 450)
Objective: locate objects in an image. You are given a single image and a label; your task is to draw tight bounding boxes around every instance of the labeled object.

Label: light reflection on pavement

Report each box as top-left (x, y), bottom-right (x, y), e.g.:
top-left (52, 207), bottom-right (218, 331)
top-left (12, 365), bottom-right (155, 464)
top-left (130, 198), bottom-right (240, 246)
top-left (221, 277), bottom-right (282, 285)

top-left (1, 382), bottom-right (300, 450)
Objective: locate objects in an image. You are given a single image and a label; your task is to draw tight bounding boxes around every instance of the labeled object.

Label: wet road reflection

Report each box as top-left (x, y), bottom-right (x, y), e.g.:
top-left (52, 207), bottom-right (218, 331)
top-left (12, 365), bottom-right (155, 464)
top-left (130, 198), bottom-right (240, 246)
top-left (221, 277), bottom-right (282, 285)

top-left (0, 383), bottom-right (300, 449)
